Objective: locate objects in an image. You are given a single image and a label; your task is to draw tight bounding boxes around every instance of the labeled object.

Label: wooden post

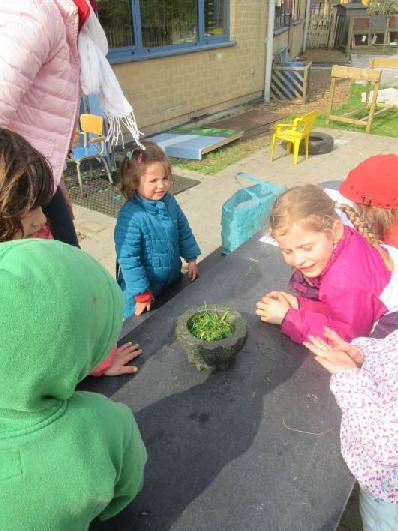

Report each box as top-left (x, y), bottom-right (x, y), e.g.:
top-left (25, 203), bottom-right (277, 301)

top-left (384, 16), bottom-right (390, 46)
top-left (365, 57), bottom-right (373, 107)
top-left (328, 11), bottom-right (337, 49)
top-left (346, 16), bottom-right (354, 57)
top-left (366, 79), bottom-right (379, 133)
top-left (365, 81), bottom-right (371, 108)
top-left (326, 77), bottom-right (336, 126)
top-left (302, 63), bottom-right (309, 103)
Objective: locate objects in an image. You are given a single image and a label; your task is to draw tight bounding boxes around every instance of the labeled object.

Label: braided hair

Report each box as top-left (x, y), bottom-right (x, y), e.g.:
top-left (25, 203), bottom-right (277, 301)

top-left (340, 203), bottom-right (393, 271)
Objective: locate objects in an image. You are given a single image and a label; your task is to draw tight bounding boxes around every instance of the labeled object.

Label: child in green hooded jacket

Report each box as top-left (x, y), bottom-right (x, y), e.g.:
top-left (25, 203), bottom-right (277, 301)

top-left (0, 238), bottom-right (147, 530)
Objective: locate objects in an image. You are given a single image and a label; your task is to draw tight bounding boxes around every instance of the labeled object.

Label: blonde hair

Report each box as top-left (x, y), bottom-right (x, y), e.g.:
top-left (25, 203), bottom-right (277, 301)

top-left (120, 140), bottom-right (172, 200)
top-left (270, 184), bottom-right (340, 237)
top-left (340, 203), bottom-right (393, 271)
top-left (341, 203), bottom-right (398, 243)
top-left (270, 185), bottom-right (393, 271)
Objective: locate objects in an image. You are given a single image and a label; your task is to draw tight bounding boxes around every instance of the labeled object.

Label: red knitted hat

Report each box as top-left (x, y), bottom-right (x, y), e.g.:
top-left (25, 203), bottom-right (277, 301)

top-left (339, 154), bottom-right (398, 208)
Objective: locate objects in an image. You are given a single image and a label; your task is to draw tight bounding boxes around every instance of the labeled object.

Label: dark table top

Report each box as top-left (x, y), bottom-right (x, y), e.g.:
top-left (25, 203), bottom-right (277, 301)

top-left (85, 235), bottom-right (354, 531)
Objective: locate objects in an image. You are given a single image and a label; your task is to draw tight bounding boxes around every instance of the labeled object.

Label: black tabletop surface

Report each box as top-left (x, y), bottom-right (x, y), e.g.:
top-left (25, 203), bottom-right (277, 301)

top-left (85, 235), bottom-right (354, 531)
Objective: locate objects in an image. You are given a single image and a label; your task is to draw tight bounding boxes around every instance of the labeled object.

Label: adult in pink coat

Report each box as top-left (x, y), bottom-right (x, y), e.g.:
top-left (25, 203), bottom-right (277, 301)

top-left (0, 0), bottom-right (142, 245)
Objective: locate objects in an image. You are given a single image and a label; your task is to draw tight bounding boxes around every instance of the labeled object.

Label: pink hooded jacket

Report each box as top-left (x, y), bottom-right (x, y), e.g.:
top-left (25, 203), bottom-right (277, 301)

top-left (282, 226), bottom-right (391, 344)
top-left (0, 0), bottom-right (81, 188)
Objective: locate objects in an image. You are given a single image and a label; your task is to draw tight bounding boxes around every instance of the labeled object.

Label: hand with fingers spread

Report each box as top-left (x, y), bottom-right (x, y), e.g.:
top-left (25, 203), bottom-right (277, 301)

top-left (104, 342), bottom-right (142, 376)
top-left (304, 327), bottom-right (364, 374)
top-left (135, 300), bottom-right (152, 316)
top-left (256, 292), bottom-right (292, 325)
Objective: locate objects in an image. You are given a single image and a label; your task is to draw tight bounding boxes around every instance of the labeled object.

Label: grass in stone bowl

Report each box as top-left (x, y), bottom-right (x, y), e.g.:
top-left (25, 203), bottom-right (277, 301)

top-left (188, 306), bottom-right (235, 342)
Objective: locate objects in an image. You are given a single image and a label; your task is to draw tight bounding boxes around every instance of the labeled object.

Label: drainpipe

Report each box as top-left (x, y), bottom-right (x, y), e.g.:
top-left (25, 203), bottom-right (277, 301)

top-left (302, 0), bottom-right (311, 53)
top-left (264, 0), bottom-right (276, 103)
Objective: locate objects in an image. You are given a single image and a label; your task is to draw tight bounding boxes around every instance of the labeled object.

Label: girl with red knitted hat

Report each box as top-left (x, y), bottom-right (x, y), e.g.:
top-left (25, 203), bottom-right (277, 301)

top-left (338, 154), bottom-right (398, 247)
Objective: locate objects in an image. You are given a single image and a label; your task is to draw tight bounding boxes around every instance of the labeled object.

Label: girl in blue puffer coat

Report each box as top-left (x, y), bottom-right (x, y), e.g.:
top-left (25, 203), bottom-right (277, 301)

top-left (115, 141), bottom-right (201, 319)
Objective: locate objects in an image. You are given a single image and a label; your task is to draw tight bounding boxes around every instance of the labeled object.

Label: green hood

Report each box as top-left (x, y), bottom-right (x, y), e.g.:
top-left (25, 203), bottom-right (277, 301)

top-left (0, 240), bottom-right (122, 419)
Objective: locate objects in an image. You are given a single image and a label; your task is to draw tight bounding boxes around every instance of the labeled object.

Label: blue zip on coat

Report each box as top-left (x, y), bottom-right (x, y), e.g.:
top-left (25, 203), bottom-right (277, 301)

top-left (115, 193), bottom-right (200, 319)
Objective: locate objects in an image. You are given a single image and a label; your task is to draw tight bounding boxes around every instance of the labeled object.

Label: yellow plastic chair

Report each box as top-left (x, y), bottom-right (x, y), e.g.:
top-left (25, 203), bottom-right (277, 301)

top-left (270, 111), bottom-right (319, 165)
top-left (67, 113), bottom-right (113, 195)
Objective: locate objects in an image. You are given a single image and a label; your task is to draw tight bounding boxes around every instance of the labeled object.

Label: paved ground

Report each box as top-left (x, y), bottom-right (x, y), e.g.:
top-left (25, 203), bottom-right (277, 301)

top-left (75, 126), bottom-right (398, 276)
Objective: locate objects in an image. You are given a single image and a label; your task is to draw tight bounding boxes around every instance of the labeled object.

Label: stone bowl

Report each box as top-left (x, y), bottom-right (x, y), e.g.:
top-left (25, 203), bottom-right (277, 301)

top-left (176, 304), bottom-right (247, 371)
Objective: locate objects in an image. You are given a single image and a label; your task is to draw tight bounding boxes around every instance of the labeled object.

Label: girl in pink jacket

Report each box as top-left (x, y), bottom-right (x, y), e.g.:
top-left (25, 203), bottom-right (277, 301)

top-left (256, 184), bottom-right (395, 344)
top-left (305, 327), bottom-right (398, 530)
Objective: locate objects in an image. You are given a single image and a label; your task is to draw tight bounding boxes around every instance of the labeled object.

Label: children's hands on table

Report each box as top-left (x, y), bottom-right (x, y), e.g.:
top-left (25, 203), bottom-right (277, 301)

top-left (266, 291), bottom-right (298, 309)
top-left (323, 327), bottom-right (364, 365)
top-left (104, 342), bottom-right (142, 376)
top-left (135, 300), bottom-right (152, 316)
top-left (304, 328), bottom-right (364, 374)
top-left (256, 292), bottom-right (291, 325)
top-left (187, 261), bottom-right (199, 281)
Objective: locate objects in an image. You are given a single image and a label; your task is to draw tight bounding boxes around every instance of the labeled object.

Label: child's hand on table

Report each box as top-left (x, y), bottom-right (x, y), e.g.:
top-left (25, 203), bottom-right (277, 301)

top-left (135, 300), bottom-right (152, 316)
top-left (104, 342), bottom-right (142, 376)
top-left (187, 261), bottom-right (199, 281)
top-left (266, 291), bottom-right (298, 309)
top-left (304, 327), bottom-right (364, 374)
top-left (256, 292), bottom-right (292, 325)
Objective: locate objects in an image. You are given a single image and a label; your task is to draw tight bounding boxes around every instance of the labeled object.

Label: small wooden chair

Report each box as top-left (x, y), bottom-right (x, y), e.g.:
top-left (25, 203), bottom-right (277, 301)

top-left (270, 111), bottom-right (319, 165)
top-left (67, 113), bottom-right (113, 195)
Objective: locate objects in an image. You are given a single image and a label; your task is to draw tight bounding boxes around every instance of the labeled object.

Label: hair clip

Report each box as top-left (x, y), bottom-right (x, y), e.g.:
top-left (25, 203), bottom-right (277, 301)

top-left (126, 151), bottom-right (133, 160)
top-left (134, 151), bottom-right (144, 163)
top-left (361, 195), bottom-right (372, 207)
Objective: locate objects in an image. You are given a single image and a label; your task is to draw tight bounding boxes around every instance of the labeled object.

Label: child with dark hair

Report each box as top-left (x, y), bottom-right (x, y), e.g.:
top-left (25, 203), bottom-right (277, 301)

top-left (115, 140), bottom-right (201, 319)
top-left (0, 128), bottom-right (53, 241)
top-left (0, 127), bottom-right (141, 376)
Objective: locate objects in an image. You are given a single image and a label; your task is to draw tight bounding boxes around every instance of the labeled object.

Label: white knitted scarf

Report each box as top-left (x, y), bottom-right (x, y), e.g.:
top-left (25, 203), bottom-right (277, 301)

top-left (78, 3), bottom-right (144, 147)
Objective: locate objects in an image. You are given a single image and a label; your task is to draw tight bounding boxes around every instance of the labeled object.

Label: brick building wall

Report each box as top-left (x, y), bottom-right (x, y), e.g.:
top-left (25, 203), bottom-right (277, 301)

top-left (113, 0), bottom-right (266, 134)
top-left (111, 1), bottom-right (306, 135)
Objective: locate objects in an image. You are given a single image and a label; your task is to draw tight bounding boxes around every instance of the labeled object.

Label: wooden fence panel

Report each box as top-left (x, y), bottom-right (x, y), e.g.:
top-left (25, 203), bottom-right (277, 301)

top-left (307, 15), bottom-right (330, 48)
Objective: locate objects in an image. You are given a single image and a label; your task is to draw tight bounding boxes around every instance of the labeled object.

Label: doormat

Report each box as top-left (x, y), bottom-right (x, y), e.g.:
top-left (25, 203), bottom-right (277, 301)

top-left (64, 162), bottom-right (200, 218)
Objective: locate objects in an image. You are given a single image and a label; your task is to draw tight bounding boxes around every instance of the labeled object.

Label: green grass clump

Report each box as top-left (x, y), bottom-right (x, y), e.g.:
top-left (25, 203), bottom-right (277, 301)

top-left (316, 83), bottom-right (398, 137)
top-left (188, 307), bottom-right (234, 342)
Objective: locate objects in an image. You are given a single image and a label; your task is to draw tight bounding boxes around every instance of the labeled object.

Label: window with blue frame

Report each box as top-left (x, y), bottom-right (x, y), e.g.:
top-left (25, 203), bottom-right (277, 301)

top-left (97, 0), bottom-right (230, 62)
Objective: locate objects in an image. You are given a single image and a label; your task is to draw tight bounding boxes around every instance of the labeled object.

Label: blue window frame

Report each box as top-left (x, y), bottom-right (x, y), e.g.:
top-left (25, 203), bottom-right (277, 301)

top-left (97, 0), bottom-right (231, 64)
